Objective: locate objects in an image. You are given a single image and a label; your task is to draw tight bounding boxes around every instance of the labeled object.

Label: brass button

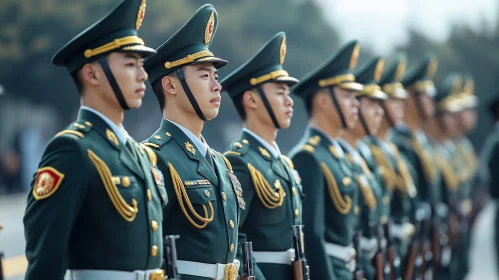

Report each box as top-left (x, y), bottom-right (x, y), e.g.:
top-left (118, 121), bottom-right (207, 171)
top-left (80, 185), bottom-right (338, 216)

top-left (242, 139), bottom-right (249, 144)
top-left (84, 121), bottom-right (92, 127)
top-left (381, 215), bottom-right (388, 224)
top-left (204, 190), bottom-right (210, 197)
top-left (230, 243), bottom-right (235, 252)
top-left (229, 220), bottom-right (235, 228)
top-left (354, 206), bottom-right (359, 215)
top-left (154, 135), bottom-right (161, 140)
top-left (383, 195), bottom-right (390, 205)
top-left (151, 220), bottom-right (158, 231)
top-left (343, 177), bottom-right (351, 186)
top-left (292, 187), bottom-right (297, 195)
top-left (294, 209), bottom-right (300, 217)
top-left (222, 192), bottom-right (227, 201)
top-left (162, 194), bottom-right (167, 201)
top-left (147, 189), bottom-right (152, 201)
top-left (122, 176), bottom-right (131, 187)
top-left (166, 132), bottom-right (171, 137)
top-left (234, 142), bottom-right (242, 149)
top-left (151, 245), bottom-right (158, 256)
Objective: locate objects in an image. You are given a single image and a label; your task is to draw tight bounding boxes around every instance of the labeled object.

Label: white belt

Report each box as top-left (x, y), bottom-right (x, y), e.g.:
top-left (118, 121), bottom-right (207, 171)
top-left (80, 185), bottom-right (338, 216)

top-left (176, 260), bottom-right (240, 280)
top-left (253, 248), bottom-right (295, 265)
top-left (325, 242), bottom-right (357, 272)
top-left (360, 237), bottom-right (378, 259)
top-left (392, 223), bottom-right (415, 241)
top-left (67, 269), bottom-right (164, 280)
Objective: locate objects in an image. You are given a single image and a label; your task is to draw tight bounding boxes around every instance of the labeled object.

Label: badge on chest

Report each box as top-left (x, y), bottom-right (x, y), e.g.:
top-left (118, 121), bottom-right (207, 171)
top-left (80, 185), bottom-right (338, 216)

top-left (151, 166), bottom-right (165, 187)
top-left (228, 172), bottom-right (246, 210)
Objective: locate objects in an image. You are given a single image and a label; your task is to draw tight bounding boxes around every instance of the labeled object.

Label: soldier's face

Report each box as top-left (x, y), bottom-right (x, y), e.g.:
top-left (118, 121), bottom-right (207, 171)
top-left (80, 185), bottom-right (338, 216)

top-left (440, 112), bottom-right (459, 137)
top-left (460, 109), bottom-right (477, 133)
top-left (383, 98), bottom-right (405, 124)
top-left (180, 63), bottom-right (221, 120)
top-left (259, 82), bottom-right (294, 129)
top-left (360, 97), bottom-right (384, 135)
top-left (333, 87), bottom-right (359, 129)
top-left (418, 92), bottom-right (436, 118)
top-left (106, 52), bottom-right (148, 109)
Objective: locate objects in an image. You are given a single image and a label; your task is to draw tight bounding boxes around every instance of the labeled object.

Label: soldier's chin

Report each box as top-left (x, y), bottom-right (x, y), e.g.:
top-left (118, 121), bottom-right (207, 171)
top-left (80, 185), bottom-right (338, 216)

top-left (127, 99), bottom-right (142, 109)
top-left (280, 119), bottom-right (291, 130)
top-left (204, 108), bottom-right (219, 121)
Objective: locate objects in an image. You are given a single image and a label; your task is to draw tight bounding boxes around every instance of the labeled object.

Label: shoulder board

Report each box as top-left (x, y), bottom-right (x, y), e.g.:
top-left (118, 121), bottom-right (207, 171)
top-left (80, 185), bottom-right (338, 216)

top-left (307, 135), bottom-right (321, 146)
top-left (141, 144), bottom-right (158, 166)
top-left (215, 150), bottom-right (233, 173)
top-left (55, 129), bottom-right (84, 139)
top-left (143, 131), bottom-right (172, 149)
top-left (280, 155), bottom-right (294, 169)
top-left (55, 120), bottom-right (94, 139)
top-left (227, 140), bottom-right (250, 156)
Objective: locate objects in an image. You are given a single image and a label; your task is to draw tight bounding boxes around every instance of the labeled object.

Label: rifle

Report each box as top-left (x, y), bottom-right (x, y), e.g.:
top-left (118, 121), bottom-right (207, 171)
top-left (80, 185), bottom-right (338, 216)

top-left (240, 242), bottom-right (255, 280)
top-left (403, 208), bottom-right (425, 280)
top-left (353, 231), bottom-right (366, 280)
top-left (164, 235), bottom-right (180, 280)
top-left (291, 225), bottom-right (310, 280)
top-left (384, 221), bottom-right (401, 280)
top-left (418, 205), bottom-right (433, 280)
top-left (372, 224), bottom-right (389, 280)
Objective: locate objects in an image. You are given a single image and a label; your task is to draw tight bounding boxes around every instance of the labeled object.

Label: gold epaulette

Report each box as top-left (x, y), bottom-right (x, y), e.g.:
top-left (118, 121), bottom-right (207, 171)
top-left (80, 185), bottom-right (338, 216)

top-left (88, 149), bottom-right (138, 222)
top-left (302, 144), bottom-right (315, 153)
top-left (356, 175), bottom-right (377, 210)
top-left (435, 154), bottom-right (459, 191)
top-left (141, 145), bottom-right (157, 166)
top-left (369, 145), bottom-right (395, 191)
top-left (411, 139), bottom-right (437, 182)
top-left (224, 151), bottom-right (241, 156)
top-left (320, 162), bottom-right (352, 214)
top-left (247, 163), bottom-right (285, 209)
top-left (280, 155), bottom-right (294, 169)
top-left (168, 162), bottom-right (214, 229)
top-left (216, 151), bottom-right (233, 173)
top-left (390, 144), bottom-right (417, 197)
top-left (143, 142), bottom-right (160, 149)
top-left (55, 130), bottom-right (84, 138)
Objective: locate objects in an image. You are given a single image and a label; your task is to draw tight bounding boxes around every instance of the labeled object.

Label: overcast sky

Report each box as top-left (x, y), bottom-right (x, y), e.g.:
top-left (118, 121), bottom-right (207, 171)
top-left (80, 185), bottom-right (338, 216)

top-left (317, 0), bottom-right (498, 54)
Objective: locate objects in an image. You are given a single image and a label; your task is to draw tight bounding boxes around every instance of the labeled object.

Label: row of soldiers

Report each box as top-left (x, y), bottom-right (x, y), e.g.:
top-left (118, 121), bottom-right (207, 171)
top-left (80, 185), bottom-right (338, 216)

top-left (13, 0), bottom-right (487, 280)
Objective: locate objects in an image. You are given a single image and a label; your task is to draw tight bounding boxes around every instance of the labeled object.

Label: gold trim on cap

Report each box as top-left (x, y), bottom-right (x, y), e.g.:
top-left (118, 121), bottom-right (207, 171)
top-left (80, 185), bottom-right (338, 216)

top-left (84, 36), bottom-right (145, 58)
top-left (164, 50), bottom-right (214, 69)
top-left (250, 70), bottom-right (289, 86)
top-left (318, 74), bottom-right (355, 87)
top-left (349, 44), bottom-right (360, 70)
top-left (374, 59), bottom-right (384, 82)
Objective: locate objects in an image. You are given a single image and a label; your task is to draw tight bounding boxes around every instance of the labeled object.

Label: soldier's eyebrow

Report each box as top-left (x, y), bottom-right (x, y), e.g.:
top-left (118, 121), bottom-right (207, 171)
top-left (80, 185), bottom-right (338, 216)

top-left (276, 85), bottom-right (288, 90)
top-left (197, 67), bottom-right (218, 74)
top-left (124, 53), bottom-right (141, 60)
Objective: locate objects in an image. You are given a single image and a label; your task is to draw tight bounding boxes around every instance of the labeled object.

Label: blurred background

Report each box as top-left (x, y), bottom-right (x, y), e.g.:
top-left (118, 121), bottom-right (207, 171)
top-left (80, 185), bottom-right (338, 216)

top-left (0, 0), bottom-right (498, 279)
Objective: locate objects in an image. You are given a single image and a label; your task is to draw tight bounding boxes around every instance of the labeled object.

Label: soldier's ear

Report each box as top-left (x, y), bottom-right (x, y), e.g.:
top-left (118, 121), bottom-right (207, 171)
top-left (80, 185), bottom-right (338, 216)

top-left (316, 88), bottom-right (331, 111)
top-left (242, 90), bottom-right (258, 110)
top-left (162, 75), bottom-right (177, 96)
top-left (81, 62), bottom-right (100, 87)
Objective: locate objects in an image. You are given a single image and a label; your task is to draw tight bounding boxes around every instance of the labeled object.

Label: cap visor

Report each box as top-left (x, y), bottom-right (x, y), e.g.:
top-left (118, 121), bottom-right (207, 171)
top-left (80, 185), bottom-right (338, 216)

top-left (120, 45), bottom-right (157, 58)
top-left (275, 76), bottom-right (299, 86)
top-left (193, 57), bottom-right (228, 69)
top-left (337, 82), bottom-right (364, 91)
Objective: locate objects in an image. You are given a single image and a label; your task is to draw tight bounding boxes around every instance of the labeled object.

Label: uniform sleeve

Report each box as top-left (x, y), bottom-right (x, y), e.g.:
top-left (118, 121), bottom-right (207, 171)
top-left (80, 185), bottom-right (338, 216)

top-left (226, 154), bottom-right (266, 280)
top-left (23, 135), bottom-right (88, 280)
top-left (488, 141), bottom-right (499, 199)
top-left (292, 150), bottom-right (337, 280)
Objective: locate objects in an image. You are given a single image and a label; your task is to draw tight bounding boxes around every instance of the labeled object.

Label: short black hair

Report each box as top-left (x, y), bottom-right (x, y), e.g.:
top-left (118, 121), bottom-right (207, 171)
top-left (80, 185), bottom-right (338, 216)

top-left (71, 69), bottom-right (84, 94)
top-left (231, 91), bottom-right (246, 121)
top-left (151, 71), bottom-right (178, 112)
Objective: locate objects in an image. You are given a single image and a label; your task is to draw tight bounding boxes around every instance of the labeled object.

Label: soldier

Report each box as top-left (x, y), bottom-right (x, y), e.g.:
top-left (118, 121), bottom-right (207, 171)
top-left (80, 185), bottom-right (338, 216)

top-left (339, 56), bottom-right (389, 280)
top-left (220, 32), bottom-right (304, 279)
top-left (391, 53), bottom-right (445, 277)
top-left (141, 5), bottom-right (242, 280)
top-left (288, 40), bottom-right (363, 280)
top-left (482, 91), bottom-right (499, 275)
top-left (23, 1), bottom-right (167, 279)
top-left (376, 55), bottom-right (418, 273)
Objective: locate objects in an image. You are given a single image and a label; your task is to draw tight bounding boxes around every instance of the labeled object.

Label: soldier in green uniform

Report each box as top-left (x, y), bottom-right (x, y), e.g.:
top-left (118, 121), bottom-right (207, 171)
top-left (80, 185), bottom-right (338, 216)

top-left (376, 55), bottom-right (418, 261)
top-left (219, 32), bottom-right (303, 279)
top-left (288, 40), bottom-right (363, 280)
top-left (339, 56), bottom-right (389, 279)
top-left (23, 1), bottom-right (167, 279)
top-left (141, 5), bottom-right (242, 280)
top-left (483, 91), bottom-right (499, 275)
top-left (390, 54), bottom-right (444, 277)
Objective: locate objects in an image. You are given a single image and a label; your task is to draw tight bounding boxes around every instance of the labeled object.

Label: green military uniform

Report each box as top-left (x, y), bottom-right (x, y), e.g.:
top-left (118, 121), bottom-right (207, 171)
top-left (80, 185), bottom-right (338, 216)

top-left (482, 92), bottom-right (499, 274)
top-left (142, 5), bottom-right (241, 280)
top-left (23, 1), bottom-right (166, 279)
top-left (289, 41), bottom-right (364, 280)
top-left (220, 33), bottom-right (303, 279)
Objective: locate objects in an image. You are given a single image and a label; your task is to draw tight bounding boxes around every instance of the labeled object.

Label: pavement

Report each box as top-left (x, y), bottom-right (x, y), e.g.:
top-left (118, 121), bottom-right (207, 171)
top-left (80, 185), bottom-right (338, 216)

top-left (0, 193), bottom-right (497, 279)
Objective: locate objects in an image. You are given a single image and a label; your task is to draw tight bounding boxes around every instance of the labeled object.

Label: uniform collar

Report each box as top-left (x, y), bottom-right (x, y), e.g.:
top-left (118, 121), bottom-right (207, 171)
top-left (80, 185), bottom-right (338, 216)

top-left (165, 119), bottom-right (209, 156)
top-left (242, 128), bottom-right (280, 158)
top-left (81, 106), bottom-right (127, 145)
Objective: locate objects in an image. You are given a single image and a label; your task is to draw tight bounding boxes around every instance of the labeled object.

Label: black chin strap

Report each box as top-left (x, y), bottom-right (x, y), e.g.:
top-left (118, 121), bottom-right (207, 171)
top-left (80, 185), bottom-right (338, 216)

top-left (176, 68), bottom-right (207, 121)
top-left (256, 86), bottom-right (281, 129)
top-left (413, 92), bottom-right (427, 122)
top-left (328, 87), bottom-right (348, 129)
top-left (381, 102), bottom-right (395, 128)
top-left (99, 57), bottom-right (129, 110)
top-left (358, 106), bottom-right (372, 136)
